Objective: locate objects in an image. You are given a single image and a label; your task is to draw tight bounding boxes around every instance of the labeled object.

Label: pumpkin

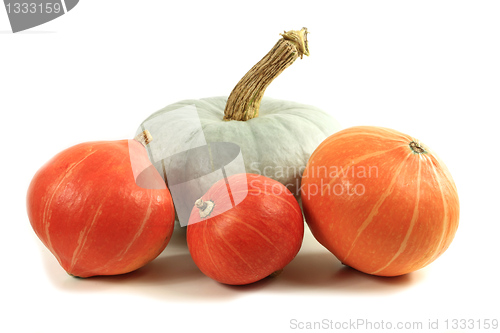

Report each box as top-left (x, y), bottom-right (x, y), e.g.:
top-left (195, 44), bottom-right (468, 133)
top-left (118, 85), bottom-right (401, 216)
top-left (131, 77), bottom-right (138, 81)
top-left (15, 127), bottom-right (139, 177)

top-left (27, 131), bottom-right (176, 278)
top-left (187, 173), bottom-right (304, 285)
top-left (301, 126), bottom-right (460, 276)
top-left (136, 28), bottom-right (340, 224)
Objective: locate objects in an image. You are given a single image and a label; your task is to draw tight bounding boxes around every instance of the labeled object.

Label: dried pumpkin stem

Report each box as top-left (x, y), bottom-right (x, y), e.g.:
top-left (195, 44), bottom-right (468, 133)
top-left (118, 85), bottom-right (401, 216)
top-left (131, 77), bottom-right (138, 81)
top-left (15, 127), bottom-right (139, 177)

top-left (409, 141), bottom-right (426, 154)
top-left (195, 198), bottom-right (215, 218)
top-left (134, 130), bottom-right (153, 147)
top-left (223, 28), bottom-right (310, 121)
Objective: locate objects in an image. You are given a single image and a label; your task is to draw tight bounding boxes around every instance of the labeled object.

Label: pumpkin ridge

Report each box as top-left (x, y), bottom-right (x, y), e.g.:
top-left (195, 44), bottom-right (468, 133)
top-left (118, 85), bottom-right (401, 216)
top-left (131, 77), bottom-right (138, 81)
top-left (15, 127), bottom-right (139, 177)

top-left (65, 147), bottom-right (148, 276)
top-left (421, 157), bottom-right (452, 267)
top-left (343, 154), bottom-right (412, 263)
top-left (214, 221), bottom-right (255, 273)
top-left (68, 202), bottom-right (104, 273)
top-left (370, 156), bottom-right (422, 275)
top-left (319, 145), bottom-right (402, 196)
top-left (244, 119), bottom-right (263, 173)
top-left (42, 148), bottom-right (99, 261)
top-left (224, 210), bottom-right (279, 251)
top-left (116, 193), bottom-right (154, 259)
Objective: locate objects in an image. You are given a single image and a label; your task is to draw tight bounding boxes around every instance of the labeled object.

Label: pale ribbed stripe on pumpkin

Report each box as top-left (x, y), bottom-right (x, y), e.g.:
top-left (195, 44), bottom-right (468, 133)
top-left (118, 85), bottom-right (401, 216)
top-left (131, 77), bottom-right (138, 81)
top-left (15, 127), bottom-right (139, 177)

top-left (69, 203), bottom-right (104, 272)
top-left (42, 149), bottom-right (98, 263)
top-left (421, 156), bottom-right (451, 267)
top-left (75, 193), bottom-right (155, 276)
top-left (116, 194), bottom-right (154, 261)
top-left (370, 157), bottom-right (422, 275)
top-left (224, 211), bottom-right (279, 251)
top-left (202, 221), bottom-right (220, 276)
top-left (320, 146), bottom-right (402, 196)
top-left (343, 154), bottom-right (411, 262)
top-left (214, 224), bottom-right (255, 271)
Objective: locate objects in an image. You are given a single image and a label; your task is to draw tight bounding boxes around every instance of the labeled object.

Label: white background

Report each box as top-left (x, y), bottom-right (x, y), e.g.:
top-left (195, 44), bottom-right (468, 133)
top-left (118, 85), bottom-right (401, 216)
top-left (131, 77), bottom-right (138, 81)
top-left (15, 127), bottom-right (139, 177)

top-left (1, 1), bottom-right (499, 332)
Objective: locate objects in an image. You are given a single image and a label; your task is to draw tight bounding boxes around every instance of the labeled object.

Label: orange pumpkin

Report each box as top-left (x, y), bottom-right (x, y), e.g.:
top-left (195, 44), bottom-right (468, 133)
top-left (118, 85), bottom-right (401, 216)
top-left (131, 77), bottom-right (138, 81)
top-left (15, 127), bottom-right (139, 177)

top-left (27, 132), bottom-right (175, 278)
top-left (301, 126), bottom-right (459, 276)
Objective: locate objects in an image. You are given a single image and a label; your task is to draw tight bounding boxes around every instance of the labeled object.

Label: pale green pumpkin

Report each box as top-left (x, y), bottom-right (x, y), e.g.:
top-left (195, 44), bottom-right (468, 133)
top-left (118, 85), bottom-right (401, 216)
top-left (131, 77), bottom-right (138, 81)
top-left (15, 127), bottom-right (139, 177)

top-left (138, 96), bottom-right (340, 197)
top-left (135, 28), bottom-right (340, 224)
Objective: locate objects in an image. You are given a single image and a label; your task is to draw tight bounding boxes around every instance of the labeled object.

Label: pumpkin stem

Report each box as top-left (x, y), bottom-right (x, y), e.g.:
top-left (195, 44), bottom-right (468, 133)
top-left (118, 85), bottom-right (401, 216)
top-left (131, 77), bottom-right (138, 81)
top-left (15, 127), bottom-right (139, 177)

top-left (409, 141), bottom-right (426, 154)
top-left (223, 28), bottom-right (309, 121)
top-left (195, 198), bottom-right (215, 218)
top-left (134, 130), bottom-right (153, 147)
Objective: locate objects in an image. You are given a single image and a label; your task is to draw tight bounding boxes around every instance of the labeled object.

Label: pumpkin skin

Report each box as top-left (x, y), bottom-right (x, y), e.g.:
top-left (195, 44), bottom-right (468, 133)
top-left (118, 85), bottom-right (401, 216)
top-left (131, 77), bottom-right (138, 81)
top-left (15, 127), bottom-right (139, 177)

top-left (187, 173), bottom-right (304, 285)
top-left (301, 126), bottom-right (459, 276)
top-left (137, 96), bottom-right (340, 198)
top-left (27, 138), bottom-right (175, 278)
